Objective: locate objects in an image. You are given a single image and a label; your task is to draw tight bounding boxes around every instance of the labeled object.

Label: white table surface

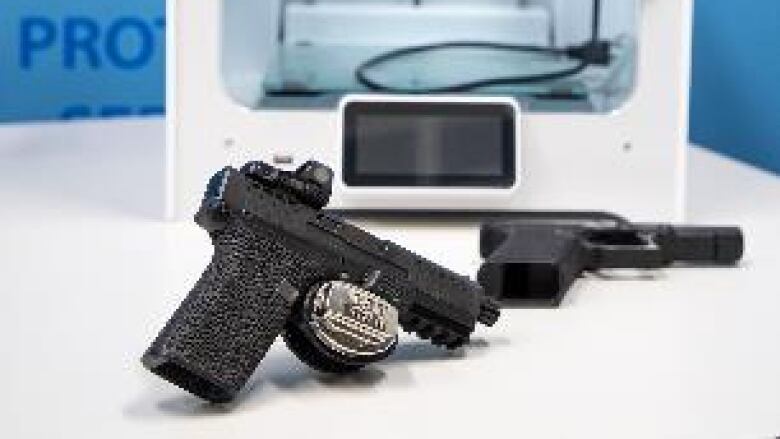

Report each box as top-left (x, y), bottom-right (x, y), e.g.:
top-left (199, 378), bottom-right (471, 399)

top-left (1, 119), bottom-right (779, 439)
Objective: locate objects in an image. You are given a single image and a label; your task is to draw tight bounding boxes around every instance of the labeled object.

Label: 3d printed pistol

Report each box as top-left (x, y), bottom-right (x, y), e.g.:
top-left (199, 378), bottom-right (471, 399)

top-left (478, 213), bottom-right (744, 307)
top-left (142, 160), bottom-right (499, 403)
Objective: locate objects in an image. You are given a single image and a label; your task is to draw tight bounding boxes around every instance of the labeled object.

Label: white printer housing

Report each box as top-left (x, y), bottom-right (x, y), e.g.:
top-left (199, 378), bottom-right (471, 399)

top-left (167, 0), bottom-right (693, 220)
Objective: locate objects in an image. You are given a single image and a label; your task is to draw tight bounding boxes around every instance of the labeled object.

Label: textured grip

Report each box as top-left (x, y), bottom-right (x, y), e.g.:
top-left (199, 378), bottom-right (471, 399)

top-left (142, 216), bottom-right (307, 403)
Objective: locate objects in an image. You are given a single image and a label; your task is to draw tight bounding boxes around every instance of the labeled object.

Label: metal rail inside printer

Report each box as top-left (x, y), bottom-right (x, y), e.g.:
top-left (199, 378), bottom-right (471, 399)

top-left (223, 0), bottom-right (639, 113)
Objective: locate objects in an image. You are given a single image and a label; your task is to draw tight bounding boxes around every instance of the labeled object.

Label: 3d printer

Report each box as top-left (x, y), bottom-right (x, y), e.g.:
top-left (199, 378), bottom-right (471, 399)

top-left (167, 0), bottom-right (692, 220)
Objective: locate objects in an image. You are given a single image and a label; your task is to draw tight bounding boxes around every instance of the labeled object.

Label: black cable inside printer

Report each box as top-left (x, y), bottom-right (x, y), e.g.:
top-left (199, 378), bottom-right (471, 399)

top-left (355, 0), bottom-right (611, 94)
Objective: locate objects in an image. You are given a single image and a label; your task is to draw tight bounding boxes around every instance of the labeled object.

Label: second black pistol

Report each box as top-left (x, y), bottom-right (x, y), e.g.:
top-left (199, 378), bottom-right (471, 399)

top-left (478, 213), bottom-right (744, 307)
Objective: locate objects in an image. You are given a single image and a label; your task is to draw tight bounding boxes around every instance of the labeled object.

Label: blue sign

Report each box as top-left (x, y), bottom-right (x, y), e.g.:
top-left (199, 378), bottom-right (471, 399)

top-left (0, 1), bottom-right (165, 122)
top-left (690, 0), bottom-right (780, 175)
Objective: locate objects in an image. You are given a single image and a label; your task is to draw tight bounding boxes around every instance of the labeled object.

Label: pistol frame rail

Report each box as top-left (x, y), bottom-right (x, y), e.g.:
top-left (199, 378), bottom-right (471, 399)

top-left (478, 212), bottom-right (744, 308)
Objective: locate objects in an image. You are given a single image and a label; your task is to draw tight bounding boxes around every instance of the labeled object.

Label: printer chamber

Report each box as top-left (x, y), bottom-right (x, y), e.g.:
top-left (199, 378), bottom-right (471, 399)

top-left (223, 0), bottom-right (640, 113)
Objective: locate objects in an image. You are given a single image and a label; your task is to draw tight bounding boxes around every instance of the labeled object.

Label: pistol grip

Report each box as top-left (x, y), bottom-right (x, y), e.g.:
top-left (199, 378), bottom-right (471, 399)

top-left (142, 216), bottom-right (302, 403)
top-left (479, 226), bottom-right (587, 308)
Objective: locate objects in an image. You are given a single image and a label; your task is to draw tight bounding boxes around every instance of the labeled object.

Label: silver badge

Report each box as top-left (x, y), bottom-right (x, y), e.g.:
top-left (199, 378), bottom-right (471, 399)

top-left (308, 281), bottom-right (399, 358)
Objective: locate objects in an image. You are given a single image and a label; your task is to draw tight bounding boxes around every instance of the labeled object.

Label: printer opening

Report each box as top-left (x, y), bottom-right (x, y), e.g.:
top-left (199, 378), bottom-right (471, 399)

top-left (222, 0), bottom-right (639, 113)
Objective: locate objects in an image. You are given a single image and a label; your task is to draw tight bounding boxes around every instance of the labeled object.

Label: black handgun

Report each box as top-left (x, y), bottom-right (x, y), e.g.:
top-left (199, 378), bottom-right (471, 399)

top-left (478, 212), bottom-right (744, 308)
top-left (142, 160), bottom-right (500, 403)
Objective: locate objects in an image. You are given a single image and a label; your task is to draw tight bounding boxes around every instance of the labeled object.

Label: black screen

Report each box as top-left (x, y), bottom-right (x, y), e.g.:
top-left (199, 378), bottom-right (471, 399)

top-left (344, 102), bottom-right (516, 187)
